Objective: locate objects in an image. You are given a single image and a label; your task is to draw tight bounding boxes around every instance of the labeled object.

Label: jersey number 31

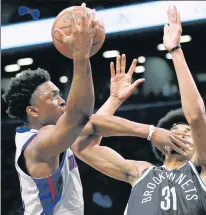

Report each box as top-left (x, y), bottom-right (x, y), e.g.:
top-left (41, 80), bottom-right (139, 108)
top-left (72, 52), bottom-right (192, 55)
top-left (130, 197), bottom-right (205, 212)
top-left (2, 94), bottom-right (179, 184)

top-left (160, 186), bottom-right (177, 211)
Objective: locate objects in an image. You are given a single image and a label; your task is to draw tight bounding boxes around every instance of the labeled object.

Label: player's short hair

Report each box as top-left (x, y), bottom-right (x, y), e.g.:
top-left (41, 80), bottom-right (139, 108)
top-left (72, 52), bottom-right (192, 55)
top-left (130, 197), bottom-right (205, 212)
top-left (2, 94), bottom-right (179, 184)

top-left (2, 68), bottom-right (50, 121)
top-left (152, 108), bottom-right (188, 162)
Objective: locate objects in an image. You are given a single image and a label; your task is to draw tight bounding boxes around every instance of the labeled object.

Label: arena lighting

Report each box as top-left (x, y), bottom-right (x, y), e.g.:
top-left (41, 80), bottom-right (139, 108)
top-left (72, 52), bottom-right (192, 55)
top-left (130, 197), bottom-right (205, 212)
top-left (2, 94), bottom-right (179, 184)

top-left (180, 35), bottom-right (192, 43)
top-left (196, 73), bottom-right (206, 82)
top-left (2, 1), bottom-right (206, 50)
top-left (165, 53), bottom-right (172, 60)
top-left (59, 76), bottom-right (68, 83)
top-left (135, 66), bottom-right (145, 73)
top-left (4, 64), bottom-right (20, 72)
top-left (137, 56), bottom-right (146, 63)
top-left (103, 50), bottom-right (120, 58)
top-left (157, 35), bottom-right (192, 51)
top-left (17, 58), bottom-right (33, 66)
top-left (157, 44), bottom-right (166, 51)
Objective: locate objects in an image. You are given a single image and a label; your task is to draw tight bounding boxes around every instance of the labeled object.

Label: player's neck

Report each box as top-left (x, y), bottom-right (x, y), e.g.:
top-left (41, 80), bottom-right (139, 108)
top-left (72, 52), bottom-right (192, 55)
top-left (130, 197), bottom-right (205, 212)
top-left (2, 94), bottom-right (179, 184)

top-left (163, 156), bottom-right (187, 170)
top-left (26, 121), bottom-right (43, 130)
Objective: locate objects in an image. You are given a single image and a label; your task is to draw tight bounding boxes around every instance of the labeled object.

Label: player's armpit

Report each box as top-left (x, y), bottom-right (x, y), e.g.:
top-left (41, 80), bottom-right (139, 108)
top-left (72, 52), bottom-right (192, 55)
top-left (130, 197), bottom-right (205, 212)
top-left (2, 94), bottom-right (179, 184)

top-left (125, 160), bottom-right (153, 185)
top-left (72, 135), bottom-right (151, 184)
top-left (191, 113), bottom-right (206, 166)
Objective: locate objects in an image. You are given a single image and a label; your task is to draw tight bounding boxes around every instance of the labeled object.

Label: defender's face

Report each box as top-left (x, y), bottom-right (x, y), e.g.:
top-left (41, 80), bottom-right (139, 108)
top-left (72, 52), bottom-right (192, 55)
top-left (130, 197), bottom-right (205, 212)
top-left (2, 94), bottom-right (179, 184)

top-left (33, 81), bottom-right (66, 125)
top-left (168, 124), bottom-right (195, 160)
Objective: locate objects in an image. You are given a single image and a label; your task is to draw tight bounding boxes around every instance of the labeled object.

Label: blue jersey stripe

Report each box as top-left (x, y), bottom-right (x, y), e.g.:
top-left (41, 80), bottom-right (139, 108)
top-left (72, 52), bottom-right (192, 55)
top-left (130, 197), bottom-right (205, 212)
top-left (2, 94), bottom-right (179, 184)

top-left (40, 193), bottom-right (62, 215)
top-left (32, 152), bottom-right (66, 214)
top-left (21, 133), bottom-right (37, 152)
top-left (17, 127), bottom-right (66, 214)
top-left (16, 127), bottom-right (32, 133)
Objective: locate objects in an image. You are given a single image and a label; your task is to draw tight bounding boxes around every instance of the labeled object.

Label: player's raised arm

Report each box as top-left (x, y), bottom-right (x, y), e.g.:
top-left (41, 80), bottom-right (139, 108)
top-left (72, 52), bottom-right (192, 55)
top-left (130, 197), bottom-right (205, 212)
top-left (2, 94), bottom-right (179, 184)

top-left (75, 54), bottom-right (190, 156)
top-left (34, 4), bottom-right (98, 160)
top-left (163, 6), bottom-right (206, 165)
top-left (72, 54), bottom-right (151, 183)
top-left (72, 54), bottom-right (190, 183)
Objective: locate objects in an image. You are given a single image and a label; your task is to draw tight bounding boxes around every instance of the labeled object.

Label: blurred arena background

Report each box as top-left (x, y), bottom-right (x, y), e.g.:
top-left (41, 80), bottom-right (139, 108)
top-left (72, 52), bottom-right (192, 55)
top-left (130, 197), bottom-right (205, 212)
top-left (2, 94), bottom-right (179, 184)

top-left (1, 0), bottom-right (206, 214)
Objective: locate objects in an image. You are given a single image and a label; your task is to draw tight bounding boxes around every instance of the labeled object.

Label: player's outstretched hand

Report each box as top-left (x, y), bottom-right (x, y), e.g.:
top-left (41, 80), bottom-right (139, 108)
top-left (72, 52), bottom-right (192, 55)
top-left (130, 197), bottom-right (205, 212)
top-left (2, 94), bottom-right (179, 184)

top-left (163, 6), bottom-right (182, 51)
top-left (110, 54), bottom-right (145, 103)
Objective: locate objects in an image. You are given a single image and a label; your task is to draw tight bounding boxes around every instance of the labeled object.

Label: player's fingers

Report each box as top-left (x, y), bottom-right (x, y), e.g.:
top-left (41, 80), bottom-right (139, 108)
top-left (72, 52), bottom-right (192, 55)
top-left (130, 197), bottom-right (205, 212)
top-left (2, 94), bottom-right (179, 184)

top-left (54, 28), bottom-right (68, 44)
top-left (88, 9), bottom-right (96, 28)
top-left (131, 79), bottom-right (145, 89)
top-left (173, 134), bottom-right (193, 146)
top-left (110, 62), bottom-right (115, 77)
top-left (164, 24), bottom-right (169, 34)
top-left (127, 79), bottom-right (145, 96)
top-left (172, 6), bottom-right (177, 23)
top-left (171, 131), bottom-right (191, 138)
top-left (167, 6), bottom-right (173, 25)
top-left (177, 11), bottom-right (181, 26)
top-left (127, 59), bottom-right (137, 76)
top-left (121, 54), bottom-right (126, 74)
top-left (70, 9), bottom-right (77, 32)
top-left (170, 141), bottom-right (187, 156)
top-left (91, 19), bottom-right (99, 35)
top-left (116, 55), bottom-right (121, 74)
top-left (81, 2), bottom-right (86, 26)
top-left (170, 135), bottom-right (193, 151)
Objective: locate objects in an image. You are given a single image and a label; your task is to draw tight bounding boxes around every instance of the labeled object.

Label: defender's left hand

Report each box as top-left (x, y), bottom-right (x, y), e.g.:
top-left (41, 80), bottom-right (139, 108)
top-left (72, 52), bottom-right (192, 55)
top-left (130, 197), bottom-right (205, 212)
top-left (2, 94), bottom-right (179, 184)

top-left (110, 54), bottom-right (145, 103)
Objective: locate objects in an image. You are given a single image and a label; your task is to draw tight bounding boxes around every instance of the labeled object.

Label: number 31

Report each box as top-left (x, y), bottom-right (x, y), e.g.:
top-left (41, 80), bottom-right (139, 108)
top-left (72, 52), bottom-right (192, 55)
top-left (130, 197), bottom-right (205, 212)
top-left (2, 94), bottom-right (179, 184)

top-left (160, 186), bottom-right (177, 210)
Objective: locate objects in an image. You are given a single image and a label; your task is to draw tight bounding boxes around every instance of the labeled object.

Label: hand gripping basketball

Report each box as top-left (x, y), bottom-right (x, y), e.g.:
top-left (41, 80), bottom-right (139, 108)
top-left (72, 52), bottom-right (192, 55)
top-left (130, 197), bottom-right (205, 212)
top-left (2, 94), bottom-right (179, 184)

top-left (52, 3), bottom-right (105, 59)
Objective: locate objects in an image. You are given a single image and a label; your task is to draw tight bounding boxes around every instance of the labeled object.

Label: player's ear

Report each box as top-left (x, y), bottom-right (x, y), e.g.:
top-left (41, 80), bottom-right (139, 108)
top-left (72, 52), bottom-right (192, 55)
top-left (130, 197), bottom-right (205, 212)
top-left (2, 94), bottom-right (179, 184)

top-left (26, 106), bottom-right (39, 118)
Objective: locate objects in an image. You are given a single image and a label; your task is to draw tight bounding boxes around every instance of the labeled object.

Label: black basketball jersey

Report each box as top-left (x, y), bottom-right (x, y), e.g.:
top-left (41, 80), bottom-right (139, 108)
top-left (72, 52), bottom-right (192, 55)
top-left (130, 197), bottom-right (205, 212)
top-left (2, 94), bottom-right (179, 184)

top-left (124, 161), bottom-right (206, 215)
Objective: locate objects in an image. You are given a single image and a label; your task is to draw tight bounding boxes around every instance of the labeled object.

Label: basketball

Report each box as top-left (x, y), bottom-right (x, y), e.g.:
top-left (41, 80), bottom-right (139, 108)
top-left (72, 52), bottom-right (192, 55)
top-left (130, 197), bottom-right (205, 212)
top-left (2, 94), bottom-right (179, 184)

top-left (52, 6), bottom-right (105, 59)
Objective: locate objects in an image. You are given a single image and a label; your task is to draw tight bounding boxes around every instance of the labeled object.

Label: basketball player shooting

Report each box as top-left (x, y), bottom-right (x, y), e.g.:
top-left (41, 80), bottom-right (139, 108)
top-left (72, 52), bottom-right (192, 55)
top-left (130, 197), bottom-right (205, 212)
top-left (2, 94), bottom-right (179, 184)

top-left (2, 2), bottom-right (187, 214)
top-left (2, 2), bottom-right (189, 214)
top-left (72, 6), bottom-right (206, 215)
top-left (2, 3), bottom-right (99, 215)
top-left (3, 3), bottom-right (205, 214)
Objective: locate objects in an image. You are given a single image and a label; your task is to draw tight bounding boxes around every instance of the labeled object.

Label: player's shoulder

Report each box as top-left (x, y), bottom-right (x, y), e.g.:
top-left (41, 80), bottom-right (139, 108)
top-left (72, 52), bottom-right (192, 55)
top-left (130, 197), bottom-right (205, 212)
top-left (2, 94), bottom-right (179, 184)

top-left (25, 125), bottom-right (56, 160)
top-left (136, 161), bottom-right (153, 168)
top-left (129, 161), bottom-right (154, 186)
top-left (38, 125), bottom-right (55, 135)
top-left (139, 161), bottom-right (154, 174)
top-left (34, 125), bottom-right (56, 147)
top-left (129, 160), bottom-right (154, 174)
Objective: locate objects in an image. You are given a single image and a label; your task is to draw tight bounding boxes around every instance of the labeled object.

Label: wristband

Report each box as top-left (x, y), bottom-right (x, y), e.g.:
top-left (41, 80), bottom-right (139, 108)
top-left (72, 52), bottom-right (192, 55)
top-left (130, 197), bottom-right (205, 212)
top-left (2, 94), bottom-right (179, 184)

top-left (147, 125), bottom-right (156, 141)
top-left (169, 44), bottom-right (181, 54)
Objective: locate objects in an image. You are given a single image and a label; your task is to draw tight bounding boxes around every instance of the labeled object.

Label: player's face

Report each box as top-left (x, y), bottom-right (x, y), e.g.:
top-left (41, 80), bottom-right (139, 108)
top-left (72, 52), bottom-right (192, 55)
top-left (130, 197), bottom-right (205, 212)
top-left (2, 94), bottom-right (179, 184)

top-left (33, 81), bottom-right (66, 125)
top-left (168, 124), bottom-right (195, 160)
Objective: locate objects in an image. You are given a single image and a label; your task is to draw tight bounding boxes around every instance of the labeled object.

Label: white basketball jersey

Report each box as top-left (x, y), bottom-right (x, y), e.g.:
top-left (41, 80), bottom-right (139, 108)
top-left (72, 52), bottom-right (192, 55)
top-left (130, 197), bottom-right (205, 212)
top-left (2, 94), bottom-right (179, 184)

top-left (15, 127), bottom-right (84, 215)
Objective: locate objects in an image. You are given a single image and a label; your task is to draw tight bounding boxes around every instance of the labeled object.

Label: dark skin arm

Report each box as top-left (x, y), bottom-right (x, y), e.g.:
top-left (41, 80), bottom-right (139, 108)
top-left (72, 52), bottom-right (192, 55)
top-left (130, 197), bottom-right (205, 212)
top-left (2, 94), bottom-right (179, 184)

top-left (31, 5), bottom-right (98, 161)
